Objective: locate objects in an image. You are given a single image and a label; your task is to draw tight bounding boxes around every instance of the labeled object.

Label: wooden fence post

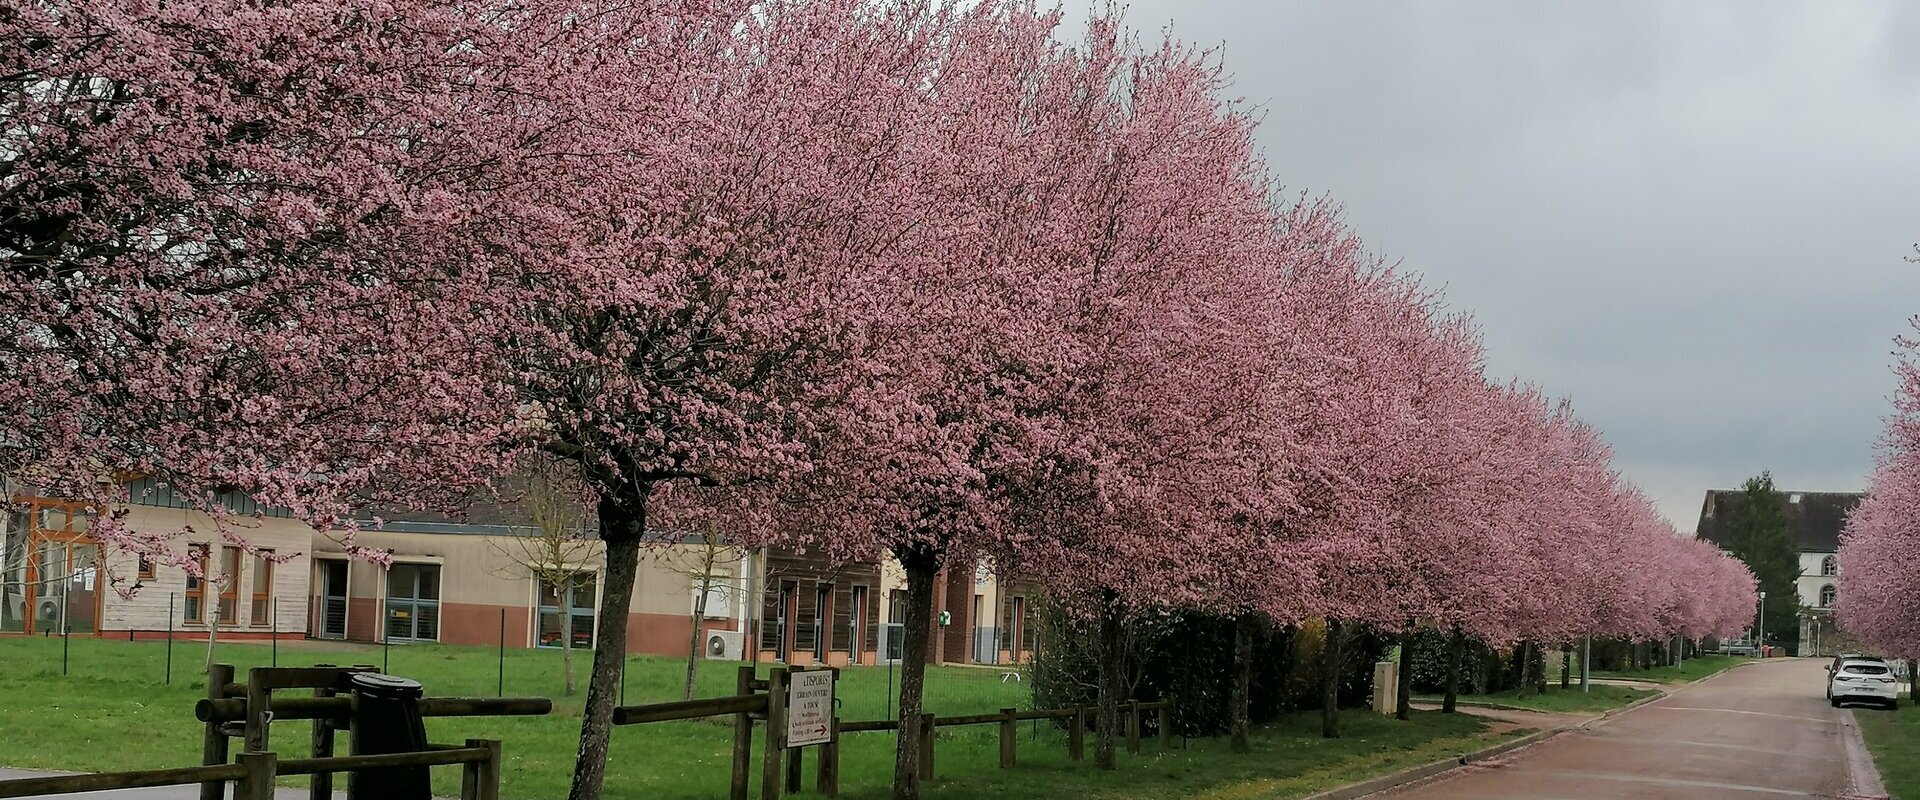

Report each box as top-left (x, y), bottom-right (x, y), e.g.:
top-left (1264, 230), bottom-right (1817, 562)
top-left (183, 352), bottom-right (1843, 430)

top-left (201, 663), bottom-right (234, 800)
top-left (1126, 700), bottom-right (1141, 754)
top-left (917, 713), bottom-right (936, 780)
top-left (1068, 707), bottom-right (1086, 761)
top-left (237, 751), bottom-right (277, 800)
top-left (460, 738), bottom-right (502, 800)
top-left (784, 666), bottom-right (804, 793)
top-left (1157, 702), bottom-right (1172, 749)
top-left (311, 669), bottom-right (337, 800)
top-left (732, 666), bottom-right (755, 800)
top-left (816, 717), bottom-right (839, 797)
top-left (762, 667), bottom-right (787, 800)
top-left (245, 667), bottom-right (272, 754)
top-left (999, 708), bottom-right (1017, 768)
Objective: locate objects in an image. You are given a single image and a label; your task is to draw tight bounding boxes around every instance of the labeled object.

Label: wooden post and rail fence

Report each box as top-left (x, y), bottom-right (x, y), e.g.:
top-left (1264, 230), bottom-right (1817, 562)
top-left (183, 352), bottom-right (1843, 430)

top-left (0, 664), bottom-right (550, 800)
top-left (608, 665), bottom-right (1176, 800)
top-left (0, 663), bottom-right (1169, 799)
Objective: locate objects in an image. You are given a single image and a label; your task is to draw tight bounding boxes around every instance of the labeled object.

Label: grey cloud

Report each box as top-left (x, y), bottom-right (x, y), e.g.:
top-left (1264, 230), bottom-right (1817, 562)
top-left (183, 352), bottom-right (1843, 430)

top-left (1092, 1), bottom-right (1920, 524)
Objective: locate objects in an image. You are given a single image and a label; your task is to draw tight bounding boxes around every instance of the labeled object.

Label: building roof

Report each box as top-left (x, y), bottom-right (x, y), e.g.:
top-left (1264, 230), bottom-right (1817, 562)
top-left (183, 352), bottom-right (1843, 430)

top-left (1694, 489), bottom-right (1862, 554)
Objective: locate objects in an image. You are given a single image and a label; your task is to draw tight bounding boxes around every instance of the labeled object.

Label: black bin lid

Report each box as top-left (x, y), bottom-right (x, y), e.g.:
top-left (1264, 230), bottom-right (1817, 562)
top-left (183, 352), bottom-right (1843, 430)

top-left (348, 673), bottom-right (424, 699)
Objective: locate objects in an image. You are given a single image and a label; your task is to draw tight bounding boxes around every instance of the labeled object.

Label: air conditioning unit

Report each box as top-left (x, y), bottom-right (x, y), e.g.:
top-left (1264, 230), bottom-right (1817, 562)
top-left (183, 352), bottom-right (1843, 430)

top-left (35, 596), bottom-right (60, 623)
top-left (705, 630), bottom-right (744, 661)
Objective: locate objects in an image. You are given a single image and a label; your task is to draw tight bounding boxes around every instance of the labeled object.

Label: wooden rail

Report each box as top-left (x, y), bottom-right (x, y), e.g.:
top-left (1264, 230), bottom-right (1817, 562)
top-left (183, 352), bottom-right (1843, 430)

top-left (612, 693), bottom-right (768, 725)
top-left (196, 695), bottom-right (553, 723)
top-left (275, 745), bottom-right (492, 775)
top-left (0, 764), bottom-right (247, 798)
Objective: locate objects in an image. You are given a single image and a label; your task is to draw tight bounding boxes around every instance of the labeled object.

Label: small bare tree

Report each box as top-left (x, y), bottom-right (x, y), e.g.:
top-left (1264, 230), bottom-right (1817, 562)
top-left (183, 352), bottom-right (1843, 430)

top-left (660, 523), bottom-right (744, 699)
top-left (491, 466), bottom-right (596, 696)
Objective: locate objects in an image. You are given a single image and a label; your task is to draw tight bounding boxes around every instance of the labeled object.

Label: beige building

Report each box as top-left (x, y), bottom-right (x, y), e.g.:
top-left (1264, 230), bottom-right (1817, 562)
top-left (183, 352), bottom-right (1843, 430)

top-left (2, 479), bottom-right (1040, 667)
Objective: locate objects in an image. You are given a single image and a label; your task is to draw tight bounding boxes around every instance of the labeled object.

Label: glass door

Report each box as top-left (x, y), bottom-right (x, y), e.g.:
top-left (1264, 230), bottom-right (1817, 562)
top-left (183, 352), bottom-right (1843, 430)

top-left (384, 564), bottom-right (440, 642)
top-left (537, 573), bottom-right (597, 649)
top-left (318, 561), bottom-right (348, 639)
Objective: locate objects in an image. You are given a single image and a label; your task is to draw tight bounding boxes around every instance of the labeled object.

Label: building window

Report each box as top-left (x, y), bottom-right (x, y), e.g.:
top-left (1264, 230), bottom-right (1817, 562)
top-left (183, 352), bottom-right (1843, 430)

top-left (137, 555), bottom-right (155, 580)
top-left (249, 550), bottom-right (274, 626)
top-left (385, 563), bottom-right (441, 642)
top-left (537, 573), bottom-right (596, 649)
top-left (184, 544), bottom-right (208, 624)
top-left (1821, 556), bottom-right (1837, 577)
top-left (691, 574), bottom-right (731, 620)
top-left (217, 546), bottom-right (241, 625)
top-left (1820, 584), bottom-right (1836, 608)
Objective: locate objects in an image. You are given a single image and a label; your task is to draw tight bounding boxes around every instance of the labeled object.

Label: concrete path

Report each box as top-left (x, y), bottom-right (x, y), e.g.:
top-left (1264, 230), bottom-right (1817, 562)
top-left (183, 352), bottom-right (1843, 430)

top-left (0, 769), bottom-right (342, 799)
top-left (1374, 658), bottom-right (1888, 799)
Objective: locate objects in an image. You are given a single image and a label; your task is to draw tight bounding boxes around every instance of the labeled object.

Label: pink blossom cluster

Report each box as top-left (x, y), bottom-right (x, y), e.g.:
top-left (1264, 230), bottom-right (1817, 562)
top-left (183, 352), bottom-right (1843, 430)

top-left (1837, 326), bottom-right (1920, 657)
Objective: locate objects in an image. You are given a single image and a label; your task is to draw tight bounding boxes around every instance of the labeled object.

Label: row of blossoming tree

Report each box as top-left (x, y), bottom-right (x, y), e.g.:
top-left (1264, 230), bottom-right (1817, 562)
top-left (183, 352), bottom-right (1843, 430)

top-left (1838, 327), bottom-right (1920, 659)
top-left (4, 1), bottom-right (1756, 798)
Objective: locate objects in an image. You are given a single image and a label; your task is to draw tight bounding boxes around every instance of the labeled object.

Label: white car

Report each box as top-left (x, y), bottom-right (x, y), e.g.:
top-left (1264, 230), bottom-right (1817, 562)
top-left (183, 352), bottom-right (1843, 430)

top-left (1828, 658), bottom-right (1901, 709)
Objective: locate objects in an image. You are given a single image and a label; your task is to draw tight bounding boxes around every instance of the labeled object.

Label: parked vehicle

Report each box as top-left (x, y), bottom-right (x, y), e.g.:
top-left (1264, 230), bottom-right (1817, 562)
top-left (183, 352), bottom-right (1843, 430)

top-left (1828, 658), bottom-right (1901, 709)
top-left (1829, 653), bottom-right (1887, 675)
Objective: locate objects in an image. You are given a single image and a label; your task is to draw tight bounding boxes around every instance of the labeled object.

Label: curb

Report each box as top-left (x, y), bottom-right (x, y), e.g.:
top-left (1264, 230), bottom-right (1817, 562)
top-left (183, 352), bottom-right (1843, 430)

top-left (1297, 726), bottom-right (1564, 800)
top-left (1311, 676), bottom-right (1690, 799)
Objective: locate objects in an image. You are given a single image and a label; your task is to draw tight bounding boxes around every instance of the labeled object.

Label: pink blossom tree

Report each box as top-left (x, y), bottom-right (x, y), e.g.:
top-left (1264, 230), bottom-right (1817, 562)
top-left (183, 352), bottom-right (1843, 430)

top-left (1839, 326), bottom-right (1920, 658)
top-left (0, 0), bottom-right (567, 568)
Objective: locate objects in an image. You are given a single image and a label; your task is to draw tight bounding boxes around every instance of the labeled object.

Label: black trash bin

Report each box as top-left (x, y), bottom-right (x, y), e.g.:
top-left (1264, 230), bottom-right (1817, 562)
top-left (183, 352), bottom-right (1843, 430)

top-left (346, 672), bottom-right (431, 800)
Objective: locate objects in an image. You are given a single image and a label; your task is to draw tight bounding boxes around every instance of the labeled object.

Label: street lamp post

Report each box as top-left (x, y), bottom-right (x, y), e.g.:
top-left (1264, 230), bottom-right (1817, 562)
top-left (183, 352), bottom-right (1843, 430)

top-left (1757, 591), bottom-right (1767, 658)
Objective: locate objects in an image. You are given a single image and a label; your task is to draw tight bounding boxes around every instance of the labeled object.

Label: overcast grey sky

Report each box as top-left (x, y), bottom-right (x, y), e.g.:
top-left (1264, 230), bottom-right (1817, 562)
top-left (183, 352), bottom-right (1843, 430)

top-left (1093, 1), bottom-right (1920, 528)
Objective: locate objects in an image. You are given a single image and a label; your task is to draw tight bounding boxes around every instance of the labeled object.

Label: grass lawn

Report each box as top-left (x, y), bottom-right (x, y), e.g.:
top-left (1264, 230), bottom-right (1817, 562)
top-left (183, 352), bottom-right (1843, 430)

top-left (1417, 683), bottom-right (1655, 714)
top-left (1590, 655), bottom-right (1750, 684)
top-left (1856, 691), bottom-right (1918, 800)
top-left (0, 636), bottom-right (1518, 799)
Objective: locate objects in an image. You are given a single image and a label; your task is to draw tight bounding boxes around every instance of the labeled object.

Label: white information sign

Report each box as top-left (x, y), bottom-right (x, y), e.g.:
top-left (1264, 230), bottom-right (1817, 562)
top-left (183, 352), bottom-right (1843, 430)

top-left (786, 670), bottom-right (836, 748)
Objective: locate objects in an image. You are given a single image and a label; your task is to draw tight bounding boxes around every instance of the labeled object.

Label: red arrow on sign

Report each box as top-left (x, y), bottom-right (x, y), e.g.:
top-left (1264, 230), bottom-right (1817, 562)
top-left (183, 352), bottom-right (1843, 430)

top-left (814, 725), bottom-right (828, 736)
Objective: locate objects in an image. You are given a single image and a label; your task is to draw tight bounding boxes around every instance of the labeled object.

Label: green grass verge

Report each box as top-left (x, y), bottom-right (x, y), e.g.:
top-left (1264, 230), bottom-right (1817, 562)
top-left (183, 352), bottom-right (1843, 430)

top-left (1590, 655), bottom-right (1750, 684)
top-left (1418, 683), bottom-right (1655, 714)
top-left (0, 636), bottom-right (1513, 799)
top-left (1856, 691), bottom-right (1917, 800)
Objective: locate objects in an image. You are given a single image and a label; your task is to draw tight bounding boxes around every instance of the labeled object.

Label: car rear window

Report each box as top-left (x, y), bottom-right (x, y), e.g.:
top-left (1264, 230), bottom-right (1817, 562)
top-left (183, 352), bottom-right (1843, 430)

top-left (1843, 664), bottom-right (1890, 675)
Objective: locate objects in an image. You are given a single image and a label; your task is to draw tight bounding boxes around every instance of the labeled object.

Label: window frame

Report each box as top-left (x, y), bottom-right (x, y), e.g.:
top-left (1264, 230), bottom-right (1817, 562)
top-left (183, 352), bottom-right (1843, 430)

top-left (248, 549), bottom-right (274, 627)
top-left (535, 571), bottom-right (598, 650)
top-left (183, 544), bottom-right (209, 624)
top-left (217, 546), bottom-right (241, 625)
top-left (384, 562), bottom-right (442, 643)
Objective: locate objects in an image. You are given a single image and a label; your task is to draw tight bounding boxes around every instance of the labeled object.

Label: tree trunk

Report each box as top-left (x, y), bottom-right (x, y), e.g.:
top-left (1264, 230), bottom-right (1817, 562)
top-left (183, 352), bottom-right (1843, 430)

top-left (1559, 645), bottom-right (1571, 689)
top-left (1442, 627), bottom-right (1463, 714)
top-left (1094, 593), bottom-right (1124, 769)
top-left (1535, 644), bottom-right (1549, 694)
top-left (890, 550), bottom-right (938, 800)
top-left (1320, 619), bottom-right (1344, 739)
top-left (204, 613), bottom-right (219, 672)
top-left (1513, 641), bottom-right (1532, 698)
top-left (567, 487), bottom-right (649, 800)
top-left (684, 574), bottom-right (710, 701)
top-left (1395, 623), bottom-right (1414, 721)
top-left (563, 622), bottom-right (577, 697)
top-left (1579, 637), bottom-right (1590, 692)
top-left (1229, 612), bottom-right (1254, 752)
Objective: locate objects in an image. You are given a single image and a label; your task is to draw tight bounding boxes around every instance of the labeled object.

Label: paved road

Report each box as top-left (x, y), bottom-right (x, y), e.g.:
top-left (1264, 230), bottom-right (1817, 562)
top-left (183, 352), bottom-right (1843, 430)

top-left (0, 769), bottom-right (340, 799)
top-left (1378, 658), bottom-right (1888, 799)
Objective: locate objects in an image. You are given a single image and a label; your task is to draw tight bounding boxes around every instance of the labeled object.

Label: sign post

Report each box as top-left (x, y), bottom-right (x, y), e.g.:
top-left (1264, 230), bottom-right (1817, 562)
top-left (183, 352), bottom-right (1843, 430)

top-left (787, 668), bottom-right (836, 748)
top-left (766, 666), bottom-right (836, 797)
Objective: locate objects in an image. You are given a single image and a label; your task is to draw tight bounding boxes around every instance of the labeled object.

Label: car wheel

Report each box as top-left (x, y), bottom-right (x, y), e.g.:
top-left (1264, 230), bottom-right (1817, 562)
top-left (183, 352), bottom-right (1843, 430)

top-left (1887, 698), bottom-right (1899, 710)
top-left (1832, 698), bottom-right (1843, 708)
